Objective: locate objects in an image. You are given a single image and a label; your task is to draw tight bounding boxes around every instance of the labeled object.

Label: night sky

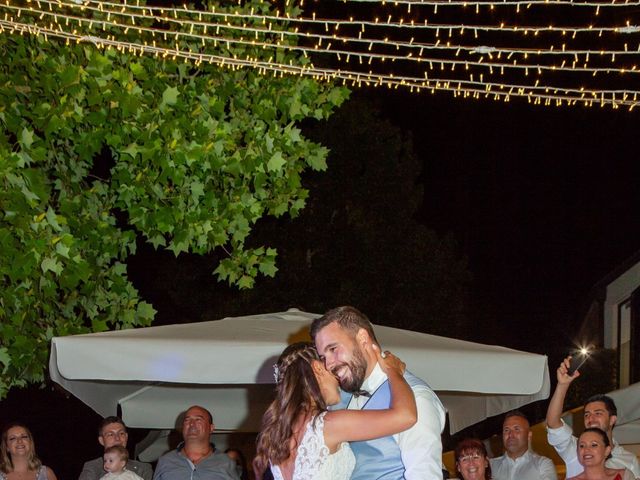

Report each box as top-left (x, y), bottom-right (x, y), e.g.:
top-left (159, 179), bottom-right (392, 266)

top-left (2, 86), bottom-right (639, 480)
top-left (377, 90), bottom-right (640, 352)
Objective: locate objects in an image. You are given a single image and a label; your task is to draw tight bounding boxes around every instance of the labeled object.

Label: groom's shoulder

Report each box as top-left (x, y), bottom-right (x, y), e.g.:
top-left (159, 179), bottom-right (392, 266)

top-left (403, 370), bottom-right (431, 389)
top-left (404, 370), bottom-right (443, 404)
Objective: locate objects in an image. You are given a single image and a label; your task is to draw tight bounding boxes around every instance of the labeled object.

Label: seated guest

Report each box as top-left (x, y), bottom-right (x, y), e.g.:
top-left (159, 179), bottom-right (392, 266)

top-left (79, 416), bottom-right (152, 480)
top-left (101, 445), bottom-right (143, 480)
top-left (490, 410), bottom-right (557, 480)
top-left (566, 428), bottom-right (635, 480)
top-left (153, 405), bottom-right (239, 480)
top-left (455, 438), bottom-right (492, 480)
top-left (0, 422), bottom-right (57, 480)
top-left (546, 357), bottom-right (640, 478)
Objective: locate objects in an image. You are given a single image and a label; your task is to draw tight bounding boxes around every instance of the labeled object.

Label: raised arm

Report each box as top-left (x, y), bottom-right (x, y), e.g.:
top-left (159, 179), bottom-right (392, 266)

top-left (323, 343), bottom-right (417, 449)
top-left (546, 356), bottom-right (579, 429)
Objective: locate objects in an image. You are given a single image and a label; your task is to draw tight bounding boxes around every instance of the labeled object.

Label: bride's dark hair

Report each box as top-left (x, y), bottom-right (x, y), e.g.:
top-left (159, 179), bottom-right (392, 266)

top-left (253, 342), bottom-right (328, 477)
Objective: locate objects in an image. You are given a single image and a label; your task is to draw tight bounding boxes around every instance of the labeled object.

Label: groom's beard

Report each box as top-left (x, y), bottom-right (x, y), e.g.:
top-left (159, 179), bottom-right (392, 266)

top-left (332, 345), bottom-right (368, 393)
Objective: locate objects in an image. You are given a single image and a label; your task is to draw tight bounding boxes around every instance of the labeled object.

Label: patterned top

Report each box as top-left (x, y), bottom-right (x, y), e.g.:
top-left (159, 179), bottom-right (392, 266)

top-left (0, 466), bottom-right (48, 480)
top-left (271, 412), bottom-right (355, 480)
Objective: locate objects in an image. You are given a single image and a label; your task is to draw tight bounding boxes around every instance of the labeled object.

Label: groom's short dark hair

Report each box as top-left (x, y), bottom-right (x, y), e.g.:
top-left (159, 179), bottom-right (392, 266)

top-left (310, 306), bottom-right (379, 345)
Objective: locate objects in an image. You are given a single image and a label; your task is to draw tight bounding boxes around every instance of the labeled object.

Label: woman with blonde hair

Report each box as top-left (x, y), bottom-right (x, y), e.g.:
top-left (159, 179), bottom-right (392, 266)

top-left (253, 341), bottom-right (417, 480)
top-left (0, 422), bottom-right (57, 480)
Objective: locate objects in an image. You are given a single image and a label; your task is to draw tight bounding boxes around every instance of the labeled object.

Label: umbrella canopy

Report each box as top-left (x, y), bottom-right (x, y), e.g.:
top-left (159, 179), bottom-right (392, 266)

top-left (609, 381), bottom-right (640, 445)
top-left (49, 310), bottom-right (549, 434)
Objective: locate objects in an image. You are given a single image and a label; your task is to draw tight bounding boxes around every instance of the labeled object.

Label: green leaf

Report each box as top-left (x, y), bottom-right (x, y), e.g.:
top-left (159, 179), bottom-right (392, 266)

top-left (91, 319), bottom-right (109, 332)
top-left (289, 97), bottom-right (302, 118)
top-left (129, 62), bottom-right (147, 79)
top-left (136, 301), bottom-right (157, 322)
top-left (259, 257), bottom-right (278, 277)
top-left (20, 128), bottom-right (35, 149)
top-left (237, 275), bottom-right (254, 289)
top-left (0, 348), bottom-right (11, 374)
top-left (55, 242), bottom-right (70, 258)
top-left (327, 86), bottom-right (349, 106)
top-left (40, 257), bottom-right (63, 275)
top-left (21, 185), bottom-right (40, 204)
top-left (167, 238), bottom-right (189, 256)
top-left (190, 180), bottom-right (204, 200)
top-left (264, 133), bottom-right (274, 152)
top-left (287, 126), bottom-right (302, 144)
top-left (213, 262), bottom-right (230, 282)
top-left (272, 201), bottom-right (289, 216)
top-left (122, 143), bottom-right (141, 159)
top-left (306, 147), bottom-right (328, 171)
top-left (162, 86), bottom-right (180, 106)
top-left (45, 207), bottom-right (62, 232)
top-left (267, 152), bottom-right (286, 172)
top-left (148, 234), bottom-right (167, 249)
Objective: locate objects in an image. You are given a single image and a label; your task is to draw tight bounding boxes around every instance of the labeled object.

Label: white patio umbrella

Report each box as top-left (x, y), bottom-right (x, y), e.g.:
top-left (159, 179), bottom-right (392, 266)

top-left (49, 309), bottom-right (549, 435)
top-left (609, 381), bottom-right (640, 446)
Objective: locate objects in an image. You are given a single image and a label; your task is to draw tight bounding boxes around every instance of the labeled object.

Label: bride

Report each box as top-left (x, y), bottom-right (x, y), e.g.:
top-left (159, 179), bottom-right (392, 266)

top-left (253, 341), bottom-right (417, 480)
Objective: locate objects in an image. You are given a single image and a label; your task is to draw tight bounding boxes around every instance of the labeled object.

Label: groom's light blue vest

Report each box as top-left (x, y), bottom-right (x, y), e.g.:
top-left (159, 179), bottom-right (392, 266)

top-left (339, 371), bottom-right (428, 480)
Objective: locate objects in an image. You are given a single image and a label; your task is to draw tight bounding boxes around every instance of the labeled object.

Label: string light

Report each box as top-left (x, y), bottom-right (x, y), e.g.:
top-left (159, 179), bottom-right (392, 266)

top-left (5, 2), bottom-right (637, 78)
top-left (4, 1), bottom-right (637, 67)
top-left (341, 0), bottom-right (640, 6)
top-left (2, 18), bottom-right (636, 110)
top-left (0, 0), bottom-right (638, 110)
top-left (18, 0), bottom-right (640, 37)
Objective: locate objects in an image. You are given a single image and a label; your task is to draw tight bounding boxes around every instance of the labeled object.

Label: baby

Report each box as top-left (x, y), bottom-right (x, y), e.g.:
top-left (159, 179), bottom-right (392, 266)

top-left (101, 445), bottom-right (144, 480)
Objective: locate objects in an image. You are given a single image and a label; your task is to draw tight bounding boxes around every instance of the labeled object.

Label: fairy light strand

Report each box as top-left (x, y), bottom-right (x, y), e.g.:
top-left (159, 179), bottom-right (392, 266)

top-left (5, 2), bottom-right (638, 74)
top-left (3, 2), bottom-right (638, 73)
top-left (0, 0), bottom-right (638, 110)
top-left (1, 18), bottom-right (638, 111)
top-left (23, 0), bottom-right (640, 36)
top-left (341, 0), bottom-right (640, 6)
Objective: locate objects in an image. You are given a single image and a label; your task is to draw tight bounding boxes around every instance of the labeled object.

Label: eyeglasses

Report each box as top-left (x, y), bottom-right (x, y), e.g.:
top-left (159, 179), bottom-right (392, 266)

top-left (459, 454), bottom-right (483, 463)
top-left (102, 431), bottom-right (127, 440)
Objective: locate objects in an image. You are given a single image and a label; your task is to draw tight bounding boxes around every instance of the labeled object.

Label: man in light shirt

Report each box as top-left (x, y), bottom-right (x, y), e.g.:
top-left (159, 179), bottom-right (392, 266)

top-left (490, 410), bottom-right (557, 480)
top-left (79, 416), bottom-right (152, 480)
top-left (153, 405), bottom-right (240, 480)
top-left (545, 356), bottom-right (640, 479)
top-left (312, 306), bottom-right (446, 480)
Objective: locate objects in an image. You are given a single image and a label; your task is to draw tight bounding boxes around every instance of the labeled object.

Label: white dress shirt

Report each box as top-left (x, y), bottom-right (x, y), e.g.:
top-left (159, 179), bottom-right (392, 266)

top-left (546, 420), bottom-right (640, 478)
top-left (490, 450), bottom-right (558, 480)
top-left (347, 363), bottom-right (446, 480)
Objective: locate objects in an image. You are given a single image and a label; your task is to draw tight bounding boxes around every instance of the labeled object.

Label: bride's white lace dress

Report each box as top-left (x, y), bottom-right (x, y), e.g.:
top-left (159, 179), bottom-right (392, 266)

top-left (271, 411), bottom-right (356, 480)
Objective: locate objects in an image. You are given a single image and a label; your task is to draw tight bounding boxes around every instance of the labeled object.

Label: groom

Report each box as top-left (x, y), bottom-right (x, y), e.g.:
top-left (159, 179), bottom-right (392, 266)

top-left (311, 306), bottom-right (446, 480)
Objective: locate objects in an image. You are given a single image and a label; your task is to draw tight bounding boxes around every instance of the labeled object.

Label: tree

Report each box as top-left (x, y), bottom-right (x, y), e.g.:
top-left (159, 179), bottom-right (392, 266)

top-left (0, 5), bottom-right (348, 397)
top-left (267, 95), bottom-right (472, 333)
top-left (128, 94), bottom-right (471, 335)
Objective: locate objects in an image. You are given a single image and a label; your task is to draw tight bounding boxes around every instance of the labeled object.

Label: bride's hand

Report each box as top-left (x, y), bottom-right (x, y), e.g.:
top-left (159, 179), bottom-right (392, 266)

top-left (369, 343), bottom-right (405, 376)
